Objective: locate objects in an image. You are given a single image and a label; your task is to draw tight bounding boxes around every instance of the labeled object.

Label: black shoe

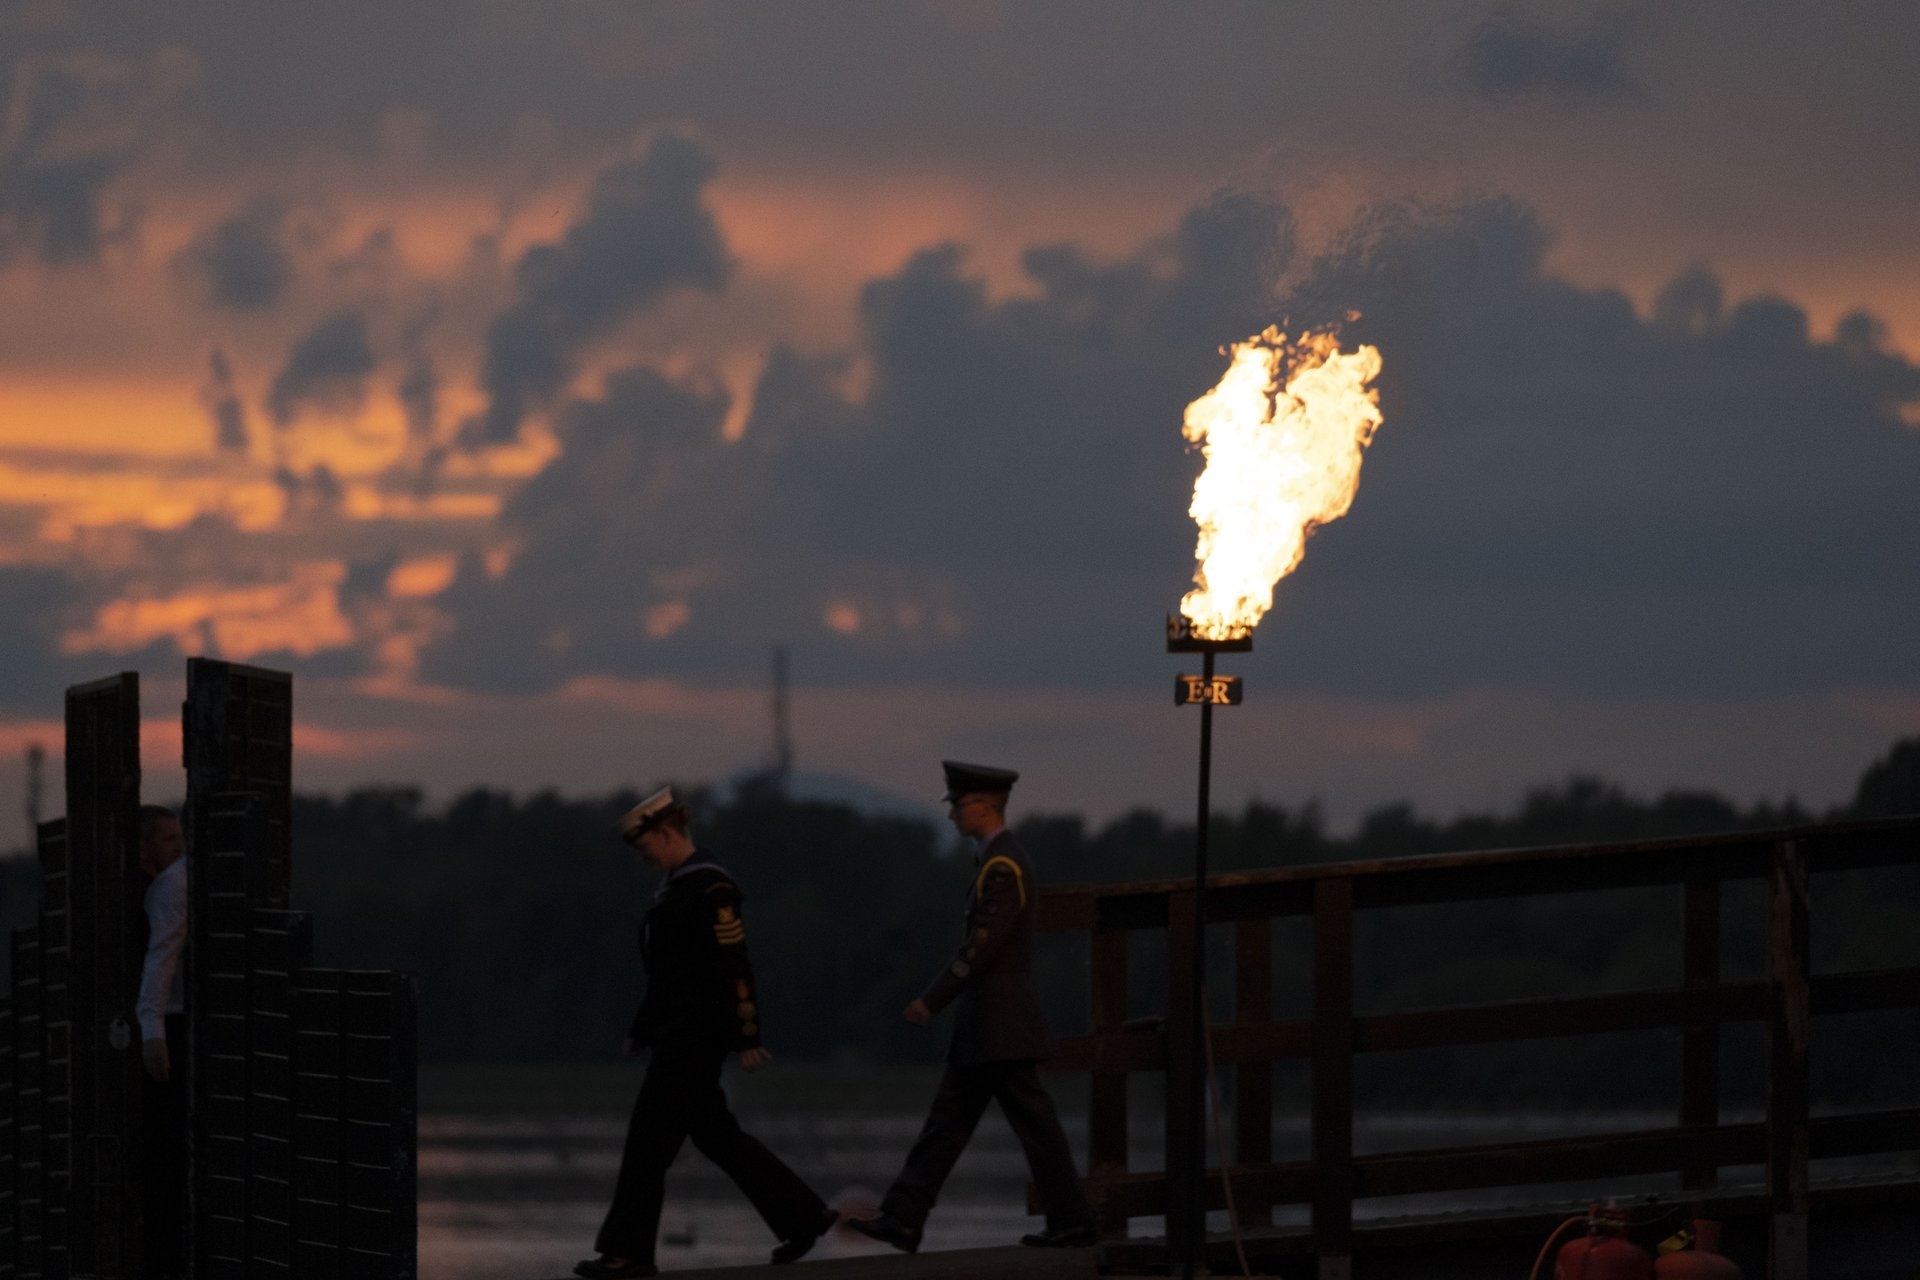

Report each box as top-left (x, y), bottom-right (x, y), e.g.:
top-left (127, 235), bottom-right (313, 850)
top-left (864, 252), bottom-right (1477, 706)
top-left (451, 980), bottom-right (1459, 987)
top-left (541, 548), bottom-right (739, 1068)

top-left (845, 1212), bottom-right (922, 1254)
top-left (772, 1207), bottom-right (840, 1265)
top-left (573, 1257), bottom-right (658, 1278)
top-left (1020, 1222), bottom-right (1097, 1248)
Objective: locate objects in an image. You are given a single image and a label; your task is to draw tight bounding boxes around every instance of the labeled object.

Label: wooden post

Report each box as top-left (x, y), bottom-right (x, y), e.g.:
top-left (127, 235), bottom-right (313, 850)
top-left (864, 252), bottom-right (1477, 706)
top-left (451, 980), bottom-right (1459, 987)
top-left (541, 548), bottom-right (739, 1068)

top-left (64, 673), bottom-right (143, 1279)
top-left (184, 661), bottom-right (294, 911)
top-left (1680, 878), bottom-right (1720, 1189)
top-left (12, 928), bottom-right (43, 1278)
top-left (1233, 918), bottom-right (1272, 1228)
top-left (291, 969), bottom-right (345, 1274)
top-left (246, 908), bottom-right (312, 1275)
top-left (1765, 840), bottom-right (1810, 1280)
top-left (33, 818), bottom-right (71, 1280)
top-left (1311, 878), bottom-right (1354, 1280)
top-left (192, 790), bottom-right (273, 1280)
top-left (0, 990), bottom-right (13, 1272)
top-left (341, 972), bottom-right (417, 1274)
top-left (1088, 924), bottom-right (1129, 1238)
top-left (1164, 890), bottom-right (1198, 1268)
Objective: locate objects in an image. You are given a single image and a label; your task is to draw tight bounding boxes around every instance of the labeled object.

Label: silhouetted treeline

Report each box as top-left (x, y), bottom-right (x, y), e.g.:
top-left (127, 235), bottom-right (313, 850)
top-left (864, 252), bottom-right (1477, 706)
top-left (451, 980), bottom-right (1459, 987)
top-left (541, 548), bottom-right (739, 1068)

top-left (2, 739), bottom-right (1915, 1106)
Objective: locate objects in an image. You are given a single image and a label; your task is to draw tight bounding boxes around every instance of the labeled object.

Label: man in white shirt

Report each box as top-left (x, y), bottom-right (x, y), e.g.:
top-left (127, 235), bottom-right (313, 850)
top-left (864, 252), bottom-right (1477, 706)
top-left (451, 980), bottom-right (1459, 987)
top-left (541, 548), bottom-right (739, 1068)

top-left (136, 804), bottom-right (188, 1278)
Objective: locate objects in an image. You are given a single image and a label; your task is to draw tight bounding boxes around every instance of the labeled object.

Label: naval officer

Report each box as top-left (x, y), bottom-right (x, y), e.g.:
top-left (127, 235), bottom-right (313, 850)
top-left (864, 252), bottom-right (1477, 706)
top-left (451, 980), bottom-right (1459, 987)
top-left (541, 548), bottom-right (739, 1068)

top-left (575, 788), bottom-right (836, 1279)
top-left (848, 761), bottom-right (1095, 1252)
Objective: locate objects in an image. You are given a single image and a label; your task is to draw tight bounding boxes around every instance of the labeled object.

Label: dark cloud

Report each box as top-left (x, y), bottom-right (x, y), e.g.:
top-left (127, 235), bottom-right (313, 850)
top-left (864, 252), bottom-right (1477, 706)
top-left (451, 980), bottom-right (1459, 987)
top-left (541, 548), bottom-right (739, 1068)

top-left (424, 192), bottom-right (1303, 689)
top-left (273, 463), bottom-right (345, 519)
top-left (0, 54), bottom-right (153, 265)
top-left (199, 347), bottom-right (250, 452)
top-left (423, 190), bottom-right (1920, 708)
top-left (398, 352), bottom-right (438, 440)
top-left (1459, 8), bottom-right (1643, 100)
top-left (0, 566), bottom-right (91, 709)
top-left (177, 198), bottom-right (294, 309)
top-left (470, 134), bottom-right (731, 444)
top-left (266, 310), bottom-right (376, 426)
top-left (428, 366), bottom-right (738, 690)
top-left (1257, 199), bottom-right (1920, 698)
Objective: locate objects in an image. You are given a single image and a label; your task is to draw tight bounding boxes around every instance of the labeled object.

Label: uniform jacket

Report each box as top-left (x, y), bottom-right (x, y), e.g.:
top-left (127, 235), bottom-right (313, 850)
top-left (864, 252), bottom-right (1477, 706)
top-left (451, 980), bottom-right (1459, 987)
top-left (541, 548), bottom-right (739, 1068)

top-left (627, 852), bottom-right (763, 1054)
top-left (919, 829), bottom-right (1055, 1064)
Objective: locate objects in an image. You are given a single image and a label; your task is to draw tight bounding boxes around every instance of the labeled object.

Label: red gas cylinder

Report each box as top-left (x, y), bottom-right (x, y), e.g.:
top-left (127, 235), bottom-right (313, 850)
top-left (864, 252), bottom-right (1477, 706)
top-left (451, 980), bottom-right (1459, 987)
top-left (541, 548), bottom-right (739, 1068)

top-left (1653, 1219), bottom-right (1742, 1279)
top-left (1556, 1205), bottom-right (1652, 1280)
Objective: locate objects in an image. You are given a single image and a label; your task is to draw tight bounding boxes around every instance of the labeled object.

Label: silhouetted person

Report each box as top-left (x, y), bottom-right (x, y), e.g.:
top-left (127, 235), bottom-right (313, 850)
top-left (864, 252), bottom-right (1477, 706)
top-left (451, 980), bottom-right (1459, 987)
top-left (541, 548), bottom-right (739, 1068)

top-left (575, 788), bottom-right (835, 1279)
top-left (848, 761), bottom-right (1095, 1252)
top-left (136, 804), bottom-right (188, 1279)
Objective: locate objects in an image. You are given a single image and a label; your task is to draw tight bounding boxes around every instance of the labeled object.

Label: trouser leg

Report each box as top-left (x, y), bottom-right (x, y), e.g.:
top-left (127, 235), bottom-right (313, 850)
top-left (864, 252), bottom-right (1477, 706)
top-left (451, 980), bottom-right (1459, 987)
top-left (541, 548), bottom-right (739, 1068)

top-left (595, 1053), bottom-right (696, 1260)
top-left (880, 1063), bottom-right (995, 1230)
top-left (994, 1062), bottom-right (1093, 1230)
top-left (141, 1014), bottom-right (188, 1276)
top-left (683, 1058), bottom-right (826, 1241)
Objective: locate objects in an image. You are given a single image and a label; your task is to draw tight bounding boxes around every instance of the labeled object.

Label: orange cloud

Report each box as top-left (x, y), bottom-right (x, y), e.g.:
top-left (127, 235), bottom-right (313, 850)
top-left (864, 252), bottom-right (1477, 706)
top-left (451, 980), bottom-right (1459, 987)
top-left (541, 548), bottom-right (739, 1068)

top-left (0, 376), bottom-right (221, 456)
top-left (291, 722), bottom-right (425, 759)
top-left (386, 553), bottom-right (459, 598)
top-left (62, 562), bottom-right (355, 659)
top-left (0, 457), bottom-right (285, 537)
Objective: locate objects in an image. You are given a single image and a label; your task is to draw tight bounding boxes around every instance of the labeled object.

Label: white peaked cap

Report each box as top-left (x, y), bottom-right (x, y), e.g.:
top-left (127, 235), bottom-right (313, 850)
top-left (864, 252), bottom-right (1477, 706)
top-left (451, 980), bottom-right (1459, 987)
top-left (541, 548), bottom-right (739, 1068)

top-left (618, 786), bottom-right (677, 840)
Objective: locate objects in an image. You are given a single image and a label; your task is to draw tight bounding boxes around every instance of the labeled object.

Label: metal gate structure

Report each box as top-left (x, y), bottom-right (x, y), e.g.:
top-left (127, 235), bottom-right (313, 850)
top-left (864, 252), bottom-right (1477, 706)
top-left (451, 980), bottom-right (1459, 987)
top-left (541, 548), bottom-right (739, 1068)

top-left (0, 663), bottom-right (417, 1279)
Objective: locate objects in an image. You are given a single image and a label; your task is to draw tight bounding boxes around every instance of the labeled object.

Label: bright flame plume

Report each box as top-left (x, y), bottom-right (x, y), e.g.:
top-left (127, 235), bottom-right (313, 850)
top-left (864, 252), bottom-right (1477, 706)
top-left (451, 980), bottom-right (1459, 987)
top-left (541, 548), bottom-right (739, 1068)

top-left (1180, 326), bottom-right (1383, 637)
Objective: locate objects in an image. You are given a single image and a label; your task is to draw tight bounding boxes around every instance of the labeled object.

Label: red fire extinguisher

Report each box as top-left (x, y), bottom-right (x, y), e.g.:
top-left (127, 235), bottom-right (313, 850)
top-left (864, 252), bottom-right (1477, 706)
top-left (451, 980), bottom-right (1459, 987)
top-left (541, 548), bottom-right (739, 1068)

top-left (1653, 1219), bottom-right (1742, 1279)
top-left (1529, 1204), bottom-right (1653, 1280)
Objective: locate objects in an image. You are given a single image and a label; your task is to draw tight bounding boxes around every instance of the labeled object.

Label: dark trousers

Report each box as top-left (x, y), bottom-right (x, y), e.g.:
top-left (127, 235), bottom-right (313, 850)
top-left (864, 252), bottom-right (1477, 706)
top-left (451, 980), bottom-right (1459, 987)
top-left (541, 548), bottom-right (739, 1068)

top-left (882, 1060), bottom-right (1092, 1232)
top-left (141, 1014), bottom-right (187, 1277)
top-left (595, 1045), bottom-right (825, 1261)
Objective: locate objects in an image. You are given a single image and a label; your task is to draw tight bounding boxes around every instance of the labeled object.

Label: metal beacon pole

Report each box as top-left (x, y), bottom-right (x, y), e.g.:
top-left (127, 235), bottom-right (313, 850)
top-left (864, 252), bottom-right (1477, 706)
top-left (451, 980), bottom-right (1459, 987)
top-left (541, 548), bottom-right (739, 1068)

top-left (1167, 613), bottom-right (1250, 1278)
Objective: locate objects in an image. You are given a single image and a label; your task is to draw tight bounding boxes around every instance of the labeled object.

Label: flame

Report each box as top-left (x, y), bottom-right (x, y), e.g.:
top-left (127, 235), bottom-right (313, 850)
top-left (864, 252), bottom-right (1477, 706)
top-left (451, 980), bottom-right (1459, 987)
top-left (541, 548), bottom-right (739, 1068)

top-left (1180, 326), bottom-right (1383, 637)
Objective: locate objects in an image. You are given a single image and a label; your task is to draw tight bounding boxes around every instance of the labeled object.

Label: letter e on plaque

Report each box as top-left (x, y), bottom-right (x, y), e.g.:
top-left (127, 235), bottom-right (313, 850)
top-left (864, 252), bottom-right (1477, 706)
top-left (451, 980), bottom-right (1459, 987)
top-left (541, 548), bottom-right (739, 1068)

top-left (1175, 674), bottom-right (1243, 706)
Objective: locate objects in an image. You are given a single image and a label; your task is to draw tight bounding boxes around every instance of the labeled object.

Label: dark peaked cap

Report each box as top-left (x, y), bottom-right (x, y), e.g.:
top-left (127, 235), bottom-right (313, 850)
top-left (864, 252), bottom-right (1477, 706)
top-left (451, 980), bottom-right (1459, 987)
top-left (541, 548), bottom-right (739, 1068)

top-left (941, 760), bottom-right (1019, 802)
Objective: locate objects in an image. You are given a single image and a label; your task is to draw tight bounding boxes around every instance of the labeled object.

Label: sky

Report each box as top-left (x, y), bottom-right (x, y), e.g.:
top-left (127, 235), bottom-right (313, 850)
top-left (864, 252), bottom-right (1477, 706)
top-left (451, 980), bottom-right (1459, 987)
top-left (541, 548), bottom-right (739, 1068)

top-left (3, 1), bottom-right (1918, 838)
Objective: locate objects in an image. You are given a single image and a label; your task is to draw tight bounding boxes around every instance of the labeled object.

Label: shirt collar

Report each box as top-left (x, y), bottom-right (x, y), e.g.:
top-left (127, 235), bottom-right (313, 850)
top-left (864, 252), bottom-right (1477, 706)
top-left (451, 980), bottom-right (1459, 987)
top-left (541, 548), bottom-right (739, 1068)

top-left (655, 846), bottom-right (721, 899)
top-left (973, 828), bottom-right (1007, 862)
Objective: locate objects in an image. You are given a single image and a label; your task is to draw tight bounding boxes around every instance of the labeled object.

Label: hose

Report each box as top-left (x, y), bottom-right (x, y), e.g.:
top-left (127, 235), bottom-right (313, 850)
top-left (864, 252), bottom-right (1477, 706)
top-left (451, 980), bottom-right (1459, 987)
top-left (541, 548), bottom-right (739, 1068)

top-left (1528, 1215), bottom-right (1586, 1280)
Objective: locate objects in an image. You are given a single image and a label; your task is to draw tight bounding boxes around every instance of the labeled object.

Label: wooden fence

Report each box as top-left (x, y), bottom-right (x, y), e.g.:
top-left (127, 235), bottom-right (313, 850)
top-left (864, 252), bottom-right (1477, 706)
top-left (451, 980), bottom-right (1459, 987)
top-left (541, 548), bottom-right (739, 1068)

top-left (1034, 816), bottom-right (1920, 1278)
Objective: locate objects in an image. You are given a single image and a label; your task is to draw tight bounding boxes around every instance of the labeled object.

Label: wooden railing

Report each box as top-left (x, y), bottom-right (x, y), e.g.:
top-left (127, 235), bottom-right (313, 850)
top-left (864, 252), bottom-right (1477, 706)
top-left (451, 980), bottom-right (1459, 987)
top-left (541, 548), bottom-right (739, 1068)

top-left (1033, 816), bottom-right (1920, 1279)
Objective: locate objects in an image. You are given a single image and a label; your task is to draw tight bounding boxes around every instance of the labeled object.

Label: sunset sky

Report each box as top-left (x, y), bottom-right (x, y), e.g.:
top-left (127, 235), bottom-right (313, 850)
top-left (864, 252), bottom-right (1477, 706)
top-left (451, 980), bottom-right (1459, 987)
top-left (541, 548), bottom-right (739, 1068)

top-left (4, 2), bottom-right (1918, 836)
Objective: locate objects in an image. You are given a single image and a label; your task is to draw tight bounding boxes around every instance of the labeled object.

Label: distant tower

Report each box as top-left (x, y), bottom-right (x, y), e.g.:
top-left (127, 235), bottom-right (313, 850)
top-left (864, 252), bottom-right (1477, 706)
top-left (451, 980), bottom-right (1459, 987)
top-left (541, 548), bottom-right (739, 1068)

top-left (770, 646), bottom-right (794, 790)
top-left (25, 741), bottom-right (44, 840)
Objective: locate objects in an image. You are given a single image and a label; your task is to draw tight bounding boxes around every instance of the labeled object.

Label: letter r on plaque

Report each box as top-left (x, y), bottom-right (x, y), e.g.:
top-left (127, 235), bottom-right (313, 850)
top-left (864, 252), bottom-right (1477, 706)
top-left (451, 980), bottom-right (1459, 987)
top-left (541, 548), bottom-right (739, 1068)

top-left (1175, 674), bottom-right (1243, 706)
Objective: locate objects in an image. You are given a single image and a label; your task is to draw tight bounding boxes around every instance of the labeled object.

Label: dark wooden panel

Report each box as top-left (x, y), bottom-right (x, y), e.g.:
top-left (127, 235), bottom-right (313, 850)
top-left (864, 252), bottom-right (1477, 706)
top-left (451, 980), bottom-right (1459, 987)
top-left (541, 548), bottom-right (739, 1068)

top-left (1038, 815), bottom-right (1920, 934)
top-left (1232, 918), bottom-right (1271, 1230)
top-left (1161, 893), bottom-right (1197, 1258)
top-left (184, 661), bottom-right (293, 911)
top-left (293, 969), bottom-right (346, 1278)
top-left (1682, 877), bottom-right (1721, 1189)
top-left (1054, 965), bottom-right (1920, 1075)
top-left (63, 673), bottom-right (142, 1280)
top-left (30, 823), bottom-right (68, 1280)
top-left (339, 972), bottom-right (417, 1278)
top-left (248, 911), bottom-right (311, 1275)
top-left (1085, 929), bottom-right (1128, 1237)
top-left (12, 929), bottom-right (43, 1279)
top-left (1767, 839), bottom-right (1811, 1280)
top-left (0, 995), bottom-right (14, 1275)
top-left (1083, 1107), bottom-right (1920, 1221)
top-left (190, 792), bottom-right (273, 1278)
top-left (1353, 983), bottom-right (1766, 1052)
top-left (1311, 877), bottom-right (1353, 1267)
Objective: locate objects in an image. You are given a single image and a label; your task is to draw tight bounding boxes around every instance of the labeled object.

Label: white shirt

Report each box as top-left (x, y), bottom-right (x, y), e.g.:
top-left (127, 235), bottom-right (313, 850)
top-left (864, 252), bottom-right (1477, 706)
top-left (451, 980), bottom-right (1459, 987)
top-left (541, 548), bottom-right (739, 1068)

top-left (137, 858), bottom-right (188, 1040)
